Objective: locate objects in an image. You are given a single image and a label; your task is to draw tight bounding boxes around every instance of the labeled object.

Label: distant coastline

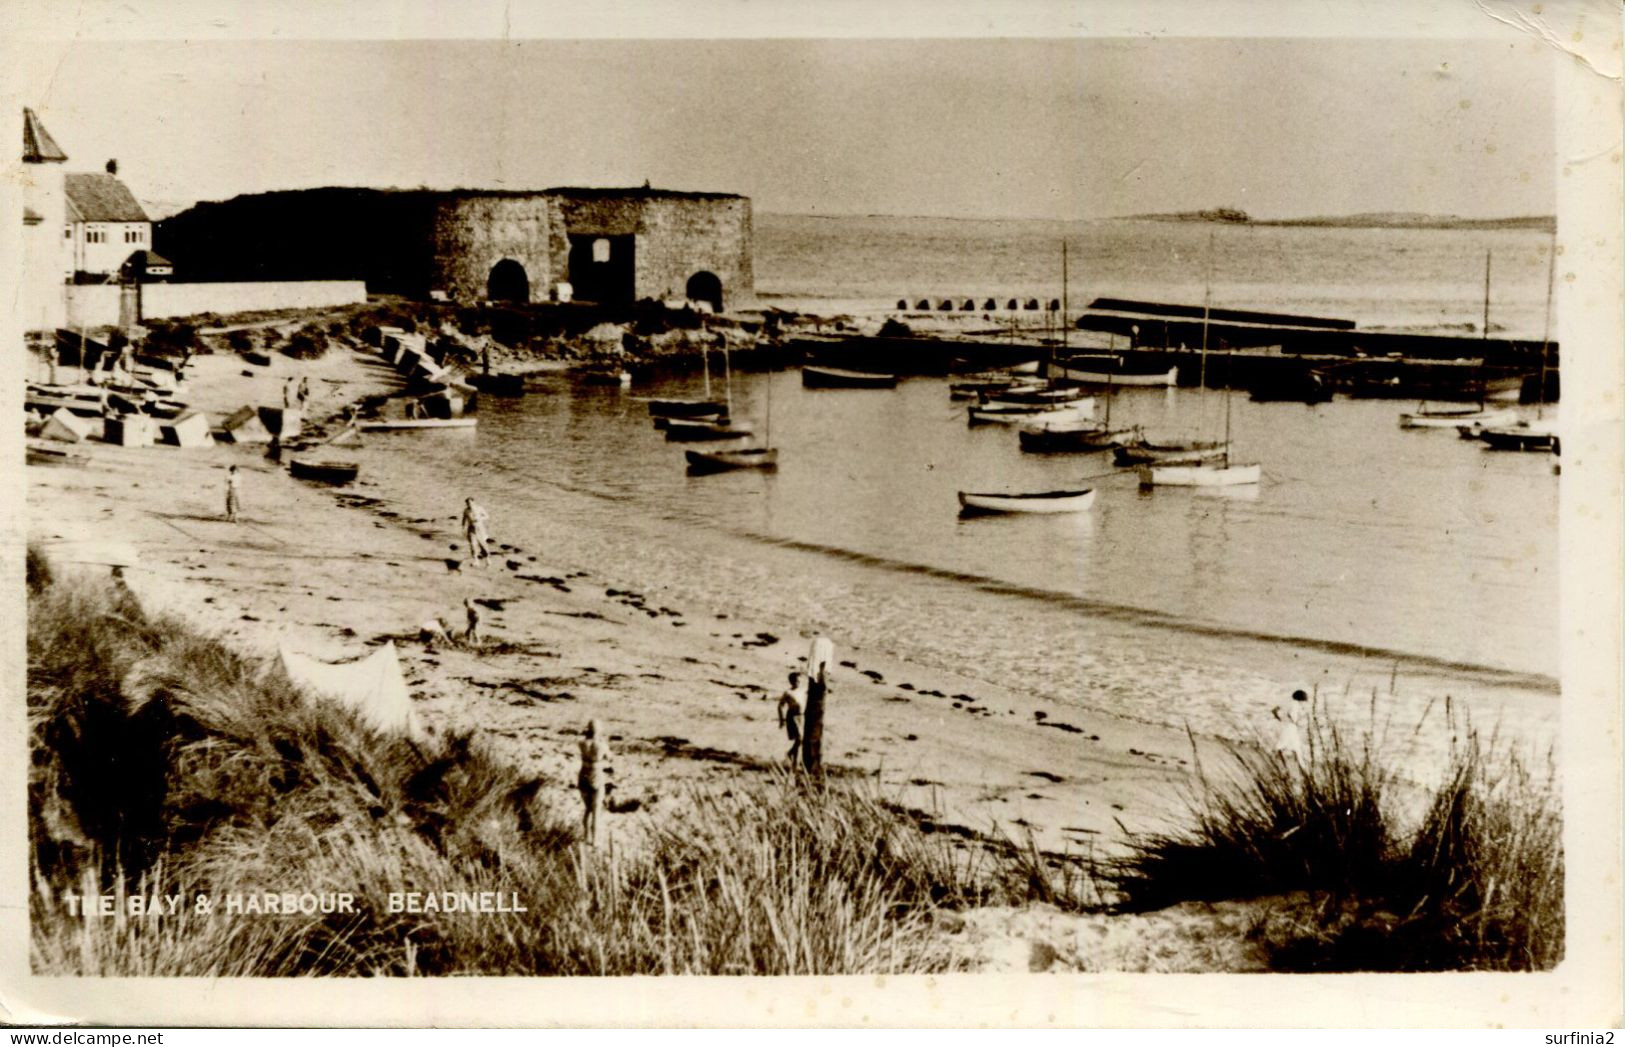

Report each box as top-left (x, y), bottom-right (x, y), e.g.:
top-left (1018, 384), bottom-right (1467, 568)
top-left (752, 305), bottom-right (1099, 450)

top-left (1120, 208), bottom-right (1556, 232)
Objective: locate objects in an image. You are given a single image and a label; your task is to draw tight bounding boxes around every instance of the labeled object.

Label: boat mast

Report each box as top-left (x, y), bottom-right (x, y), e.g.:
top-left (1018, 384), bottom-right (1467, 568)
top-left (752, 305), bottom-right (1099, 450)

top-left (703, 341), bottom-right (712, 400)
top-left (723, 339), bottom-right (733, 418)
top-left (1199, 231), bottom-right (1214, 392)
top-left (1481, 249), bottom-right (1492, 347)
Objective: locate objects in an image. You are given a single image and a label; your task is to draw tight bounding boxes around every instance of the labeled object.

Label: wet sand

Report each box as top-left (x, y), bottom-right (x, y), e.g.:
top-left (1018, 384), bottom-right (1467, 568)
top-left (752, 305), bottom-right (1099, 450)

top-left (26, 343), bottom-right (1219, 859)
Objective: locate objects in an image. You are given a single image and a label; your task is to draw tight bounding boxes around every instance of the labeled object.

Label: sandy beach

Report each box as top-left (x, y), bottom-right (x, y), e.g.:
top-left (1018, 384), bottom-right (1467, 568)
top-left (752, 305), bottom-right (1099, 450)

top-left (27, 339), bottom-right (1215, 863)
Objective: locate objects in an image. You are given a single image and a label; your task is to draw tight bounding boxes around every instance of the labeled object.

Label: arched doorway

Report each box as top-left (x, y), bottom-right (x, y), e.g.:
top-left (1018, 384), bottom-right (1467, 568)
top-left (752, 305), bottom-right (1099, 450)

top-left (686, 271), bottom-right (723, 312)
top-left (487, 259), bottom-right (529, 302)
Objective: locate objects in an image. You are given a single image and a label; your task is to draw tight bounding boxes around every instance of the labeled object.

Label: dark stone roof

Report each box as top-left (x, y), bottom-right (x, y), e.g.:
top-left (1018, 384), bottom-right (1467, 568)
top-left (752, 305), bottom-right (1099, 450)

top-left (65, 173), bottom-right (150, 223)
top-left (24, 206), bottom-right (44, 224)
top-left (23, 108), bottom-right (67, 163)
top-left (125, 249), bottom-right (172, 267)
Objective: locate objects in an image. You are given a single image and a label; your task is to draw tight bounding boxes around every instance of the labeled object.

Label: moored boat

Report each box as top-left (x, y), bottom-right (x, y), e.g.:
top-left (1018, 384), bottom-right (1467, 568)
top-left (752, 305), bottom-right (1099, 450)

top-left (1017, 420), bottom-right (1135, 453)
top-left (1052, 354), bottom-right (1179, 387)
top-left (968, 401), bottom-right (1094, 427)
top-left (1477, 418), bottom-right (1558, 452)
top-left (802, 365), bottom-right (899, 389)
top-left (957, 488), bottom-right (1096, 515)
top-left (664, 418), bottom-right (756, 442)
top-left (1138, 457), bottom-right (1262, 488)
top-left (1400, 406), bottom-right (1516, 429)
top-left (648, 398), bottom-right (729, 418)
top-left (685, 447), bottom-right (779, 473)
top-left (1111, 438), bottom-right (1226, 466)
top-left (288, 458), bottom-right (360, 485)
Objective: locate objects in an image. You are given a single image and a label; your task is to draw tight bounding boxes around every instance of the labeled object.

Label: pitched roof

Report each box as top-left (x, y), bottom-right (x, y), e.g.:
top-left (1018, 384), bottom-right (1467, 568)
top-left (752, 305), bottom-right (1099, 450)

top-left (23, 108), bottom-right (67, 162)
top-left (23, 206), bottom-right (43, 224)
top-left (125, 249), bottom-right (172, 267)
top-left (64, 173), bottom-right (149, 223)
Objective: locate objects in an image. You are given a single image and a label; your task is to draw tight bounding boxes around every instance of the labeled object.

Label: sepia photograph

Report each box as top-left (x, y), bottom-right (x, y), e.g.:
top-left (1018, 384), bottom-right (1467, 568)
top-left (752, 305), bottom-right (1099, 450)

top-left (2, 0), bottom-right (1620, 1029)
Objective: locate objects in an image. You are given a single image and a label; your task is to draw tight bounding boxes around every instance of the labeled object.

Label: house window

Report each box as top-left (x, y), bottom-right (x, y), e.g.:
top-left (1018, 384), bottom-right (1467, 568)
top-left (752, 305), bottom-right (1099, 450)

top-left (592, 238), bottom-right (611, 263)
top-left (64, 226), bottom-right (71, 239)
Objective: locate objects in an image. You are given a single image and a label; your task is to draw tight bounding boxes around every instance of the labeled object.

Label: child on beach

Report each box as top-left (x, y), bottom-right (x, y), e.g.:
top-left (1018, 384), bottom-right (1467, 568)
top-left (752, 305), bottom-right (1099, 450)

top-left (577, 720), bottom-right (610, 846)
top-left (461, 497), bottom-right (491, 566)
top-left (777, 670), bottom-right (806, 765)
top-left (224, 465), bottom-right (241, 523)
top-left (463, 597), bottom-right (482, 645)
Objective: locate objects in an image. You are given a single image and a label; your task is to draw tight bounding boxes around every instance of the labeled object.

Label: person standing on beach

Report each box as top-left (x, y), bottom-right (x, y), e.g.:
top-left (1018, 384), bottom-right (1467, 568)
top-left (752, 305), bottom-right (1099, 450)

top-left (224, 465), bottom-right (241, 523)
top-left (461, 497), bottom-right (491, 566)
top-left (802, 635), bottom-right (834, 771)
top-left (577, 720), bottom-right (610, 846)
top-left (777, 670), bottom-right (806, 765)
top-left (463, 597), bottom-right (482, 645)
top-left (1272, 689), bottom-right (1311, 766)
top-left (297, 375), bottom-right (310, 409)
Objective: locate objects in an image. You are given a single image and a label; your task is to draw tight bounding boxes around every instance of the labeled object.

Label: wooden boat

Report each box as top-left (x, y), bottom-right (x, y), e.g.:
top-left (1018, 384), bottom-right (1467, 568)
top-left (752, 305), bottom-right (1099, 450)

top-left (1053, 354), bottom-right (1179, 388)
top-left (802, 365), bottom-right (899, 389)
top-left (358, 417), bottom-right (478, 432)
top-left (968, 402), bottom-right (1093, 426)
top-left (1477, 418), bottom-right (1558, 452)
top-left (664, 418), bottom-right (755, 442)
top-left (981, 385), bottom-right (1094, 408)
top-left (288, 458), bottom-right (360, 485)
top-left (958, 488), bottom-right (1096, 515)
top-left (949, 376), bottom-right (1044, 400)
top-left (1138, 238), bottom-right (1260, 490)
top-left (1139, 457), bottom-right (1262, 488)
top-left (26, 442), bottom-right (88, 467)
top-left (243, 351), bottom-right (273, 367)
top-left (685, 447), bottom-right (778, 473)
top-left (649, 398), bottom-right (729, 419)
top-left (1400, 405), bottom-right (1516, 429)
top-left (1113, 440), bottom-right (1226, 466)
top-left (1018, 420), bottom-right (1135, 453)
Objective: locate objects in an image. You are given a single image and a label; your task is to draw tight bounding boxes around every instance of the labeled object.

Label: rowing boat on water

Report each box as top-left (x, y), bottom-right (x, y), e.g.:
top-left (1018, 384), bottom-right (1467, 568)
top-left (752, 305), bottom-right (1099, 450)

top-left (685, 447), bottom-right (779, 473)
top-left (802, 365), bottom-right (899, 389)
top-left (957, 488), bottom-right (1096, 515)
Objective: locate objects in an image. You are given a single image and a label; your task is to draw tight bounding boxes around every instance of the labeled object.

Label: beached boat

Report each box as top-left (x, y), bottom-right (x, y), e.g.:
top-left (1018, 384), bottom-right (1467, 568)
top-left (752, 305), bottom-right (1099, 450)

top-left (968, 401), bottom-right (1093, 427)
top-left (802, 365), bottom-right (899, 389)
top-left (26, 442), bottom-right (88, 467)
top-left (685, 447), bottom-right (778, 473)
top-left (288, 458), bottom-right (360, 485)
top-left (1052, 353), bottom-right (1179, 387)
top-left (957, 488), bottom-right (1096, 515)
top-left (358, 417), bottom-right (478, 432)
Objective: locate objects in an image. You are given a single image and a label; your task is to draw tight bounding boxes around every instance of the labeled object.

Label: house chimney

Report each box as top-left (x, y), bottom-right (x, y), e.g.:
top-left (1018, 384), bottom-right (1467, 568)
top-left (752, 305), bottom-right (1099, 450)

top-left (106, 158), bottom-right (117, 174)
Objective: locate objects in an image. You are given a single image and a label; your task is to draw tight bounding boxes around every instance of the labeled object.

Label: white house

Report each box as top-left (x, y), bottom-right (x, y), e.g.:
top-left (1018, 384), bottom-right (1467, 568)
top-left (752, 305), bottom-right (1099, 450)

top-left (21, 107), bottom-right (69, 330)
top-left (65, 167), bottom-right (153, 281)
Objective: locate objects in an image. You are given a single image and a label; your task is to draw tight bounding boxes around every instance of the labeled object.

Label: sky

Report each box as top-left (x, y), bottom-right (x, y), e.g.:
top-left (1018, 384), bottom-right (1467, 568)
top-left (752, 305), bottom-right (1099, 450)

top-left (17, 34), bottom-right (1555, 221)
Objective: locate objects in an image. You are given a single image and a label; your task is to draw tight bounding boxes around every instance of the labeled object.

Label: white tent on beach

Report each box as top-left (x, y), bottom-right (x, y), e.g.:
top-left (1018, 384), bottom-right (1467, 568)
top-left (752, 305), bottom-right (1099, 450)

top-left (278, 641), bottom-right (426, 740)
top-left (39, 407), bottom-right (93, 443)
top-left (160, 411), bottom-right (214, 448)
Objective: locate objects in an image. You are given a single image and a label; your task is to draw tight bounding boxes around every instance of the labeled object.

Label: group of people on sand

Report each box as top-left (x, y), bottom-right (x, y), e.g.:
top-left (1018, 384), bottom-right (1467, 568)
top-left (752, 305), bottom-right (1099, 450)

top-left (775, 635), bottom-right (834, 767)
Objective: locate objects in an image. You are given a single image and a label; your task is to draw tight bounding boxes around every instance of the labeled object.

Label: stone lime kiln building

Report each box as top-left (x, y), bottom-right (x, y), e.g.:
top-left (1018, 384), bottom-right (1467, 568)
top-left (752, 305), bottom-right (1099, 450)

top-left (156, 187), bottom-right (754, 312)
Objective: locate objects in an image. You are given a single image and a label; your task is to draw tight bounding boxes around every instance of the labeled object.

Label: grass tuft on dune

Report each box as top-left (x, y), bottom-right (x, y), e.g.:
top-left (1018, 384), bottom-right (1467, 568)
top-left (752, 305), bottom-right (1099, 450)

top-left (1104, 708), bottom-right (1563, 971)
top-left (27, 549), bottom-right (1089, 976)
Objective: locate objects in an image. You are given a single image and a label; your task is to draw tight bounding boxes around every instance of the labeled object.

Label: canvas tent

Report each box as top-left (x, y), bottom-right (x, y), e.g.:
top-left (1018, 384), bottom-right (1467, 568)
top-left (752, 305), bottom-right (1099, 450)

top-left (160, 411), bottom-right (213, 448)
top-left (220, 406), bottom-right (271, 443)
top-left (40, 408), bottom-right (93, 443)
top-left (278, 641), bottom-right (425, 740)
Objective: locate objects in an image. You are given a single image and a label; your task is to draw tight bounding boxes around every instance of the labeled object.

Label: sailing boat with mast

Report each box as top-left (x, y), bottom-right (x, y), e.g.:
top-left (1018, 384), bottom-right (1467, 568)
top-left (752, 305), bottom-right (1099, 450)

top-left (1138, 234), bottom-right (1262, 488)
top-left (649, 338), bottom-right (729, 423)
top-left (665, 338), bottom-right (756, 442)
top-left (1400, 250), bottom-right (1518, 430)
top-left (684, 344), bottom-right (777, 471)
top-left (971, 241), bottom-right (1094, 425)
top-left (1477, 233), bottom-right (1559, 452)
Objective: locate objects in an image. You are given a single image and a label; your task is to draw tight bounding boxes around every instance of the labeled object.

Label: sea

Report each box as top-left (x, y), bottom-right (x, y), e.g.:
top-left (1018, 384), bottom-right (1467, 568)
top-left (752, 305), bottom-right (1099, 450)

top-left (350, 215), bottom-right (1560, 770)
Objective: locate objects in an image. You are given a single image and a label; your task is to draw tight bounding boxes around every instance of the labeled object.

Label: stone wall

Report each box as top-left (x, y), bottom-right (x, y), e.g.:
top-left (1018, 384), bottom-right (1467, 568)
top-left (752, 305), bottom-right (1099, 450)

top-left (430, 195), bottom-right (555, 302)
top-left (622, 196), bottom-right (753, 310)
top-left (64, 280), bottom-right (367, 328)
